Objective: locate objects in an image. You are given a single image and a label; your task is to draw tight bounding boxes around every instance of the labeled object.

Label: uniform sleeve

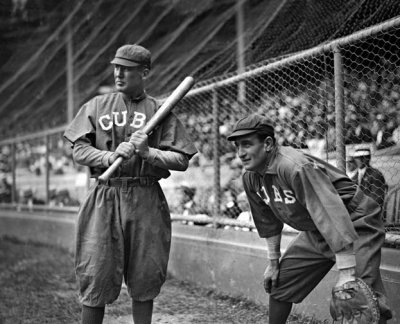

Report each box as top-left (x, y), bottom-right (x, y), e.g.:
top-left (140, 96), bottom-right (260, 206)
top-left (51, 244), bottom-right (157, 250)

top-left (158, 112), bottom-right (198, 159)
top-left (144, 147), bottom-right (189, 171)
top-left (63, 99), bottom-right (97, 144)
top-left (243, 173), bottom-right (283, 238)
top-left (292, 163), bottom-right (358, 252)
top-left (73, 138), bottom-right (113, 168)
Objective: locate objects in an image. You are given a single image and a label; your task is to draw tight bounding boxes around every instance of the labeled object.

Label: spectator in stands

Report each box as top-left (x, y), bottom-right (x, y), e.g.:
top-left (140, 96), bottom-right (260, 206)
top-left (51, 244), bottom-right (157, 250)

top-left (52, 188), bottom-right (80, 207)
top-left (19, 187), bottom-right (45, 206)
top-left (219, 158), bottom-right (244, 219)
top-left (176, 184), bottom-right (213, 226)
top-left (391, 112), bottom-right (400, 145)
top-left (177, 185), bottom-right (197, 216)
top-left (354, 121), bottom-right (374, 144)
top-left (351, 146), bottom-right (387, 208)
top-left (372, 114), bottom-right (395, 150)
top-left (0, 173), bottom-right (12, 203)
top-left (223, 157), bottom-right (244, 198)
top-left (219, 188), bottom-right (241, 219)
top-left (236, 191), bottom-right (255, 229)
top-left (227, 113), bottom-right (392, 324)
top-left (0, 146), bottom-right (11, 173)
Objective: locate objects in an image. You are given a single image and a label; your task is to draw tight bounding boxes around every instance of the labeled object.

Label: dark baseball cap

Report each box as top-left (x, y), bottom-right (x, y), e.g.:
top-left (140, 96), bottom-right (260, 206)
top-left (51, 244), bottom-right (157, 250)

top-left (110, 44), bottom-right (151, 69)
top-left (227, 114), bottom-right (274, 141)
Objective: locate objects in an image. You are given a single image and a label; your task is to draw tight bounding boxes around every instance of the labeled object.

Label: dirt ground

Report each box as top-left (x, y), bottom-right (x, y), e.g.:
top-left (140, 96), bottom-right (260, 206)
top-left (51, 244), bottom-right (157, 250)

top-left (0, 237), bottom-right (323, 324)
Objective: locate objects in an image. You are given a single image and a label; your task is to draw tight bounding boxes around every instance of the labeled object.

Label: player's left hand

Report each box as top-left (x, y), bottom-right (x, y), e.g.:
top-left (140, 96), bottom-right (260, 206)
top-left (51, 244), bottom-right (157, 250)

top-left (129, 131), bottom-right (149, 159)
top-left (263, 259), bottom-right (280, 293)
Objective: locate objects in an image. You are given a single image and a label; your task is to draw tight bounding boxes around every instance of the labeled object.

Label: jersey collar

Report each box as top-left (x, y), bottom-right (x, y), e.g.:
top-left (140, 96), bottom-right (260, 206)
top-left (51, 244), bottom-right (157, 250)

top-left (122, 91), bottom-right (146, 103)
top-left (264, 145), bottom-right (280, 175)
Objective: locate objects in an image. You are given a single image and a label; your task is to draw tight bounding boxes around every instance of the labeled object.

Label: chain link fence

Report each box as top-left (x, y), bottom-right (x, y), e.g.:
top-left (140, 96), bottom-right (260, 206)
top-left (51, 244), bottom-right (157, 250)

top-left (171, 17), bottom-right (400, 232)
top-left (0, 17), bottom-right (399, 240)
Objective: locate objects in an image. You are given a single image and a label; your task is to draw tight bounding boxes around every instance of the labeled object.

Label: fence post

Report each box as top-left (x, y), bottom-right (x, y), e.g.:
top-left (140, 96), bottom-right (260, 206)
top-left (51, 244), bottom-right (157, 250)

top-left (212, 89), bottom-right (221, 219)
top-left (333, 45), bottom-right (346, 172)
top-left (45, 135), bottom-right (50, 204)
top-left (11, 143), bottom-right (17, 204)
top-left (66, 21), bottom-right (74, 123)
top-left (236, 0), bottom-right (246, 102)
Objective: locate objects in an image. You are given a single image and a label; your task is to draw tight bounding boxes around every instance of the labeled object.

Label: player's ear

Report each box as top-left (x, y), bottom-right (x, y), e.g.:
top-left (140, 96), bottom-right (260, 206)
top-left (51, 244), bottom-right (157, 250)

top-left (142, 68), bottom-right (150, 79)
top-left (264, 136), bottom-right (274, 152)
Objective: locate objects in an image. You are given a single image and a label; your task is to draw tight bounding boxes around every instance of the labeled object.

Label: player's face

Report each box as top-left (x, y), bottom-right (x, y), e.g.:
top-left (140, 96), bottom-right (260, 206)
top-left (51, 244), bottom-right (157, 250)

top-left (113, 64), bottom-right (147, 95)
top-left (354, 156), bottom-right (368, 169)
top-left (346, 159), bottom-right (357, 172)
top-left (234, 134), bottom-right (268, 173)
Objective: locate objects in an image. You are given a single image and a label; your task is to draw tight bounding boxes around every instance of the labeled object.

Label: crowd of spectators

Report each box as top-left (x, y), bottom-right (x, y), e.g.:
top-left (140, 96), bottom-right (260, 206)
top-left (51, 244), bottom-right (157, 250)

top-left (171, 65), bottom-right (400, 227)
top-left (1, 66), bottom-right (399, 226)
top-left (181, 65), bottom-right (400, 165)
top-left (0, 138), bottom-right (81, 206)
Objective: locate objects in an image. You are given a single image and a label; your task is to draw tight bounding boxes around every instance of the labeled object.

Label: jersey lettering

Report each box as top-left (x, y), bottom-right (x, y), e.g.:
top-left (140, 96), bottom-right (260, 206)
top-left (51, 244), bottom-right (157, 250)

top-left (257, 186), bottom-right (270, 205)
top-left (130, 112), bottom-right (146, 128)
top-left (283, 190), bottom-right (296, 204)
top-left (99, 114), bottom-right (112, 130)
top-left (98, 110), bottom-right (147, 130)
top-left (257, 185), bottom-right (296, 206)
top-left (113, 111), bottom-right (127, 127)
top-left (272, 185), bottom-right (283, 202)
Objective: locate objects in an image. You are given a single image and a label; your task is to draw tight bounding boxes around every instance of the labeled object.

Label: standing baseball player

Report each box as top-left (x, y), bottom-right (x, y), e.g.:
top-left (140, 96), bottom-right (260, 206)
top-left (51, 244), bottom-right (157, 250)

top-left (351, 145), bottom-right (387, 208)
top-left (64, 44), bottom-right (197, 324)
top-left (227, 114), bottom-right (392, 324)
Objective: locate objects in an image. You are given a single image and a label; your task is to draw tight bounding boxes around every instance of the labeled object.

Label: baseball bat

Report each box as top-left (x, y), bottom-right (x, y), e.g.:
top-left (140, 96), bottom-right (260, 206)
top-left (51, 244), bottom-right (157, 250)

top-left (98, 76), bottom-right (195, 182)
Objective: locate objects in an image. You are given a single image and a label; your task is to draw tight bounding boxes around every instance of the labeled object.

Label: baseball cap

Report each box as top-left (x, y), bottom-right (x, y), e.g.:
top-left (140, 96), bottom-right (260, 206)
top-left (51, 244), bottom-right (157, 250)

top-left (110, 44), bottom-right (151, 69)
top-left (227, 114), bottom-right (274, 141)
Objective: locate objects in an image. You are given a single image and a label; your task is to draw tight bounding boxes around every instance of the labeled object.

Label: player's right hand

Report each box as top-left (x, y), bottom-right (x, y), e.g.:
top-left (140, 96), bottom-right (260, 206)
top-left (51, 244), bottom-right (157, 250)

top-left (263, 259), bottom-right (280, 293)
top-left (114, 142), bottom-right (136, 160)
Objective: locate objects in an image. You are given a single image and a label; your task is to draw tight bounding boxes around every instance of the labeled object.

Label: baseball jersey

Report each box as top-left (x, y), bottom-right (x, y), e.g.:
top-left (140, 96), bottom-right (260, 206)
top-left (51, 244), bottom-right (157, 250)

top-left (243, 145), bottom-right (359, 253)
top-left (64, 91), bottom-right (197, 306)
top-left (64, 92), bottom-right (197, 178)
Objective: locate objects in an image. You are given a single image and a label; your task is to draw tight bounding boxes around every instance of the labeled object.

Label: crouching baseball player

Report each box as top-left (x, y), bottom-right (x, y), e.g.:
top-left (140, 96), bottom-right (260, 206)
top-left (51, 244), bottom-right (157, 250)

top-left (64, 44), bottom-right (197, 324)
top-left (227, 114), bottom-right (392, 324)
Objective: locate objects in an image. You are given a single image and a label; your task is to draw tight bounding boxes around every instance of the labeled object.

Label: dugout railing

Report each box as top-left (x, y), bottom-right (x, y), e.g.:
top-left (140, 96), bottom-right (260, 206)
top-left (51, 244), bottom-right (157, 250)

top-left (0, 17), bottom-right (400, 237)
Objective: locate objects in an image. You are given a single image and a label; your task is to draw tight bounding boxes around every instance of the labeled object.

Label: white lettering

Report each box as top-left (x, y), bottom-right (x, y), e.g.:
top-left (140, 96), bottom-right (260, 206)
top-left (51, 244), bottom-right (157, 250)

top-left (130, 112), bottom-right (146, 128)
top-left (283, 190), bottom-right (296, 204)
top-left (99, 114), bottom-right (112, 130)
top-left (272, 185), bottom-right (283, 202)
top-left (257, 186), bottom-right (270, 205)
top-left (113, 111), bottom-right (127, 126)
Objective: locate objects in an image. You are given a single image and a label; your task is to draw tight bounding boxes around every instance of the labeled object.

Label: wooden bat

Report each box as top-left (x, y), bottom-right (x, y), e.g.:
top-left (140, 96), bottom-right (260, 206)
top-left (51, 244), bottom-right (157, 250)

top-left (98, 76), bottom-right (195, 182)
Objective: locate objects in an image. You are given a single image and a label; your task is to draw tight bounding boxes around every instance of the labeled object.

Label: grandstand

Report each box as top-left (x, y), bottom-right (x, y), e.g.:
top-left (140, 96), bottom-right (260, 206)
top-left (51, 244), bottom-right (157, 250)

top-left (0, 0), bottom-right (400, 136)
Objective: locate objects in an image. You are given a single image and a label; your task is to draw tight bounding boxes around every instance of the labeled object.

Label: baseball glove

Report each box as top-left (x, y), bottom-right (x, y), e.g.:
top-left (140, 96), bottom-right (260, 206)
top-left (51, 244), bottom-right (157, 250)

top-left (330, 278), bottom-right (380, 324)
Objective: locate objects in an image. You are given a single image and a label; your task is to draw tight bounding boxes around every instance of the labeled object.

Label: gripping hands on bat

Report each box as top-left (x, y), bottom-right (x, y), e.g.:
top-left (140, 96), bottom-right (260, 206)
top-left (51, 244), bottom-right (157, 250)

top-left (109, 131), bottom-right (149, 164)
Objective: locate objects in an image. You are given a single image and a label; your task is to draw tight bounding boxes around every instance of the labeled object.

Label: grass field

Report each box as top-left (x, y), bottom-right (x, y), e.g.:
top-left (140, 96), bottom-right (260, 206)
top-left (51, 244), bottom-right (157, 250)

top-left (0, 237), bottom-right (327, 324)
